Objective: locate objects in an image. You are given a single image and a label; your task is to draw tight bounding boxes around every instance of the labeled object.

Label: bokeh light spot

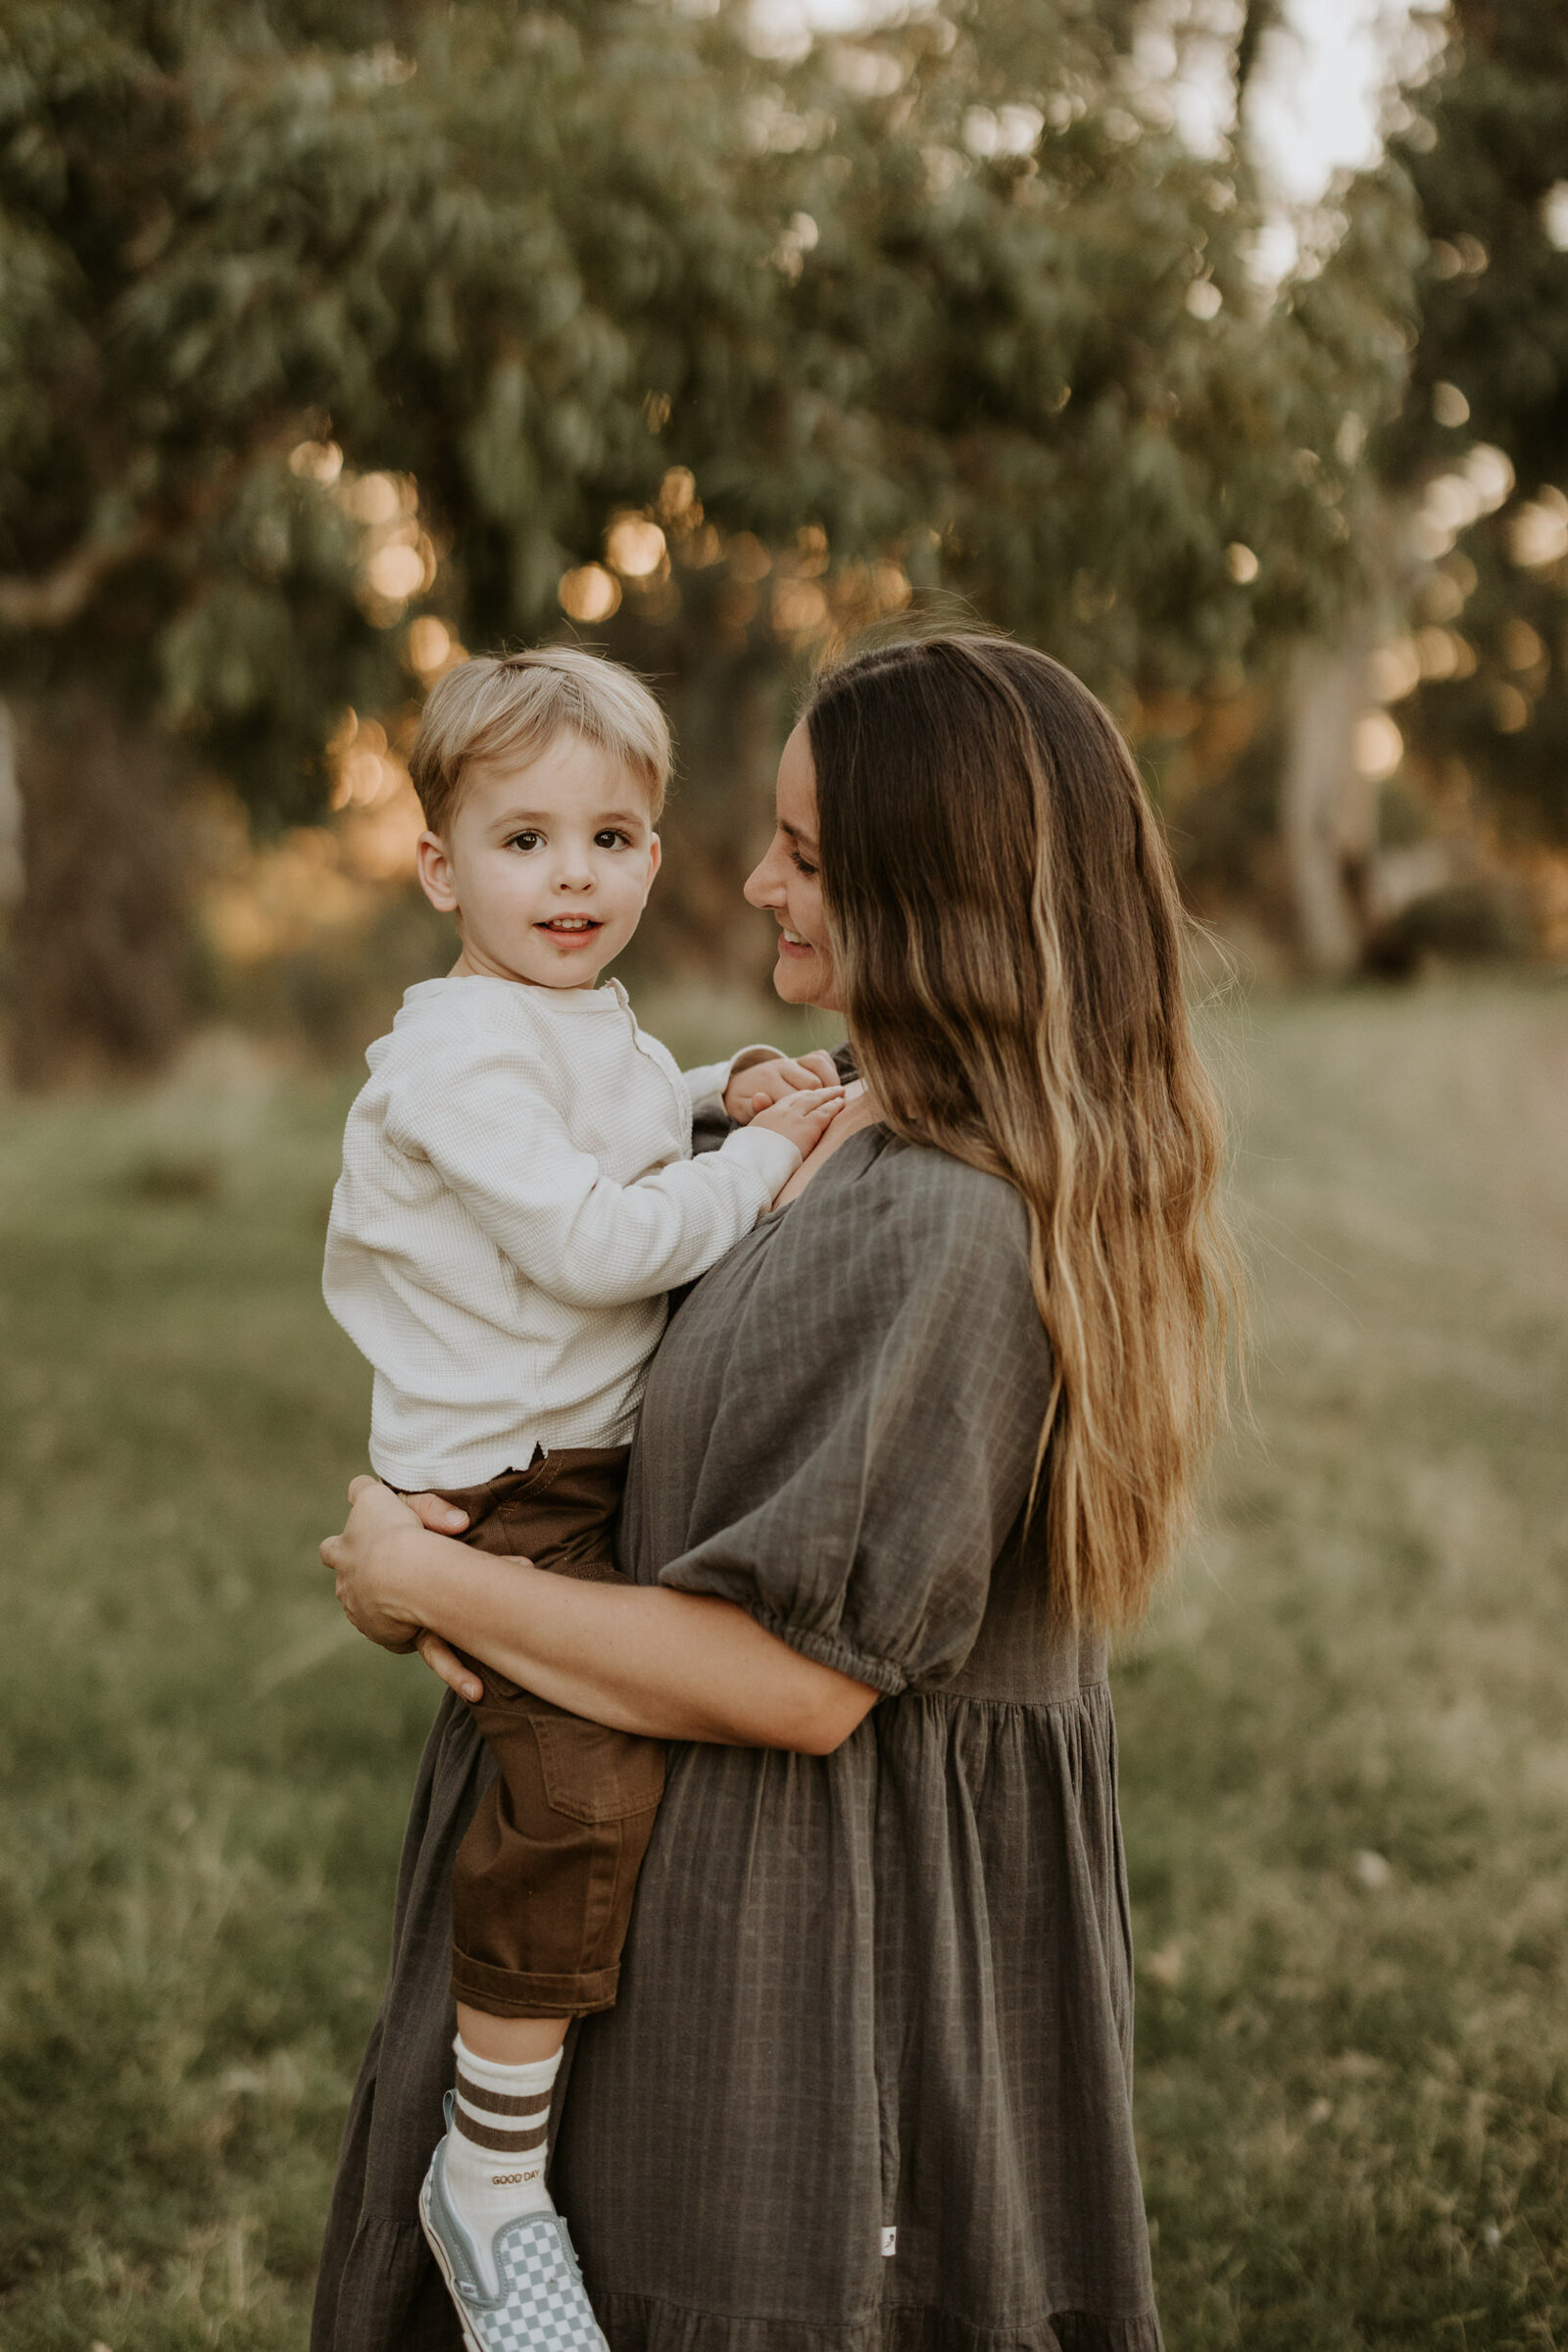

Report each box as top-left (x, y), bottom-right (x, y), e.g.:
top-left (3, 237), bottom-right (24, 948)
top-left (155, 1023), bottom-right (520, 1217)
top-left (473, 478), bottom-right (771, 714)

top-left (368, 543), bottom-right (424, 601)
top-left (288, 439), bottom-right (342, 483)
top-left (559, 564), bottom-right (621, 621)
top-left (1353, 712), bottom-right (1403, 780)
top-left (606, 518), bottom-right (667, 578)
top-left (407, 617), bottom-right (453, 675)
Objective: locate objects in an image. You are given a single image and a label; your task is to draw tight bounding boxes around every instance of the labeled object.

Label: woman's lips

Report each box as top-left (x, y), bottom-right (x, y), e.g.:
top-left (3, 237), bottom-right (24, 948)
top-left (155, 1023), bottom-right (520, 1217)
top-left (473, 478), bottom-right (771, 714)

top-left (776, 928), bottom-right (814, 957)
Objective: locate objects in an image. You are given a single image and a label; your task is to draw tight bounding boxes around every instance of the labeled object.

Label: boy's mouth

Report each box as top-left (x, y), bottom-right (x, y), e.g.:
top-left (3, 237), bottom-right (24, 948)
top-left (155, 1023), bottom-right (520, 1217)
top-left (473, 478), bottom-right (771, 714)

top-left (537, 916), bottom-right (603, 941)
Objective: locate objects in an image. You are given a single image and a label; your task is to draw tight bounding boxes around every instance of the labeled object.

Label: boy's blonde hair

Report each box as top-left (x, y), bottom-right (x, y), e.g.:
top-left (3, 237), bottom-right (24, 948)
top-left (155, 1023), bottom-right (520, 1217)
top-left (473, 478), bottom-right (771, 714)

top-left (410, 648), bottom-right (672, 835)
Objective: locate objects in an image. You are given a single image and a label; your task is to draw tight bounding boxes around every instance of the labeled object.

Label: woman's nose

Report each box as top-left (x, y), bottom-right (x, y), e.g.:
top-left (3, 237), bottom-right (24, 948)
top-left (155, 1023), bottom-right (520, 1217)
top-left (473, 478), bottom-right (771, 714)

top-left (744, 852), bottom-right (781, 909)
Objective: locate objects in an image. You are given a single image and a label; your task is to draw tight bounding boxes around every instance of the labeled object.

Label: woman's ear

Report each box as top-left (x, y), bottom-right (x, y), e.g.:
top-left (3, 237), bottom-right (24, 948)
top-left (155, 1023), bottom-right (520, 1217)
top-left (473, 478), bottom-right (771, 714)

top-left (416, 830), bottom-right (460, 913)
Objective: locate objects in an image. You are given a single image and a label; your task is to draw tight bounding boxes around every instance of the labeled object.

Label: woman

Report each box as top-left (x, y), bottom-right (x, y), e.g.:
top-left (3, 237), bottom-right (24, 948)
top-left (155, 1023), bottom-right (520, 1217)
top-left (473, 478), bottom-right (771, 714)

top-left (315, 634), bottom-right (1234, 2352)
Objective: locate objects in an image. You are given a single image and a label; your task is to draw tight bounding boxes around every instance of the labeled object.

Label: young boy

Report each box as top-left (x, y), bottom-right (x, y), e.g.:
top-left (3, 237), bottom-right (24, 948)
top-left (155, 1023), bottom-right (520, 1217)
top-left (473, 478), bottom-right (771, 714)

top-left (322, 649), bottom-right (842, 2352)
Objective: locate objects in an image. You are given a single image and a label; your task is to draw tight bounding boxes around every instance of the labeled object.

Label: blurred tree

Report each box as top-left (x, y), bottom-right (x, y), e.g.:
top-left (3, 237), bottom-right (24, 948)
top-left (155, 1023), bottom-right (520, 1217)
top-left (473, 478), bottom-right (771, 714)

top-left (774, 0), bottom-right (1410, 682)
top-left (0, 0), bottom-right (789, 1073)
top-left (0, 2), bottom-right (417, 1077)
top-left (1146, 0), bottom-right (1568, 975)
top-left (0, 0), bottom-right (1417, 1078)
top-left (1377, 0), bottom-right (1568, 877)
top-left (577, 0), bottom-right (1418, 989)
top-left (755, 0), bottom-right (1419, 978)
top-left (1129, 0), bottom-right (1435, 977)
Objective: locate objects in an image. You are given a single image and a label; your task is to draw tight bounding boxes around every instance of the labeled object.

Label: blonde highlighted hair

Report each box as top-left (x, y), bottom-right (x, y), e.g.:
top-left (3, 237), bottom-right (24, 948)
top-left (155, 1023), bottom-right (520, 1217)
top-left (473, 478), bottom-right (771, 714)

top-left (805, 634), bottom-right (1239, 1632)
top-left (410, 648), bottom-right (672, 835)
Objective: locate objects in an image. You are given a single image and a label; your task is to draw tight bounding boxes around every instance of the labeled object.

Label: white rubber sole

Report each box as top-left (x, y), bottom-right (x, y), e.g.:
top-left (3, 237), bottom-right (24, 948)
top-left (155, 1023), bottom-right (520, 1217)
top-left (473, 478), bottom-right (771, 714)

top-left (418, 2172), bottom-right (490, 2352)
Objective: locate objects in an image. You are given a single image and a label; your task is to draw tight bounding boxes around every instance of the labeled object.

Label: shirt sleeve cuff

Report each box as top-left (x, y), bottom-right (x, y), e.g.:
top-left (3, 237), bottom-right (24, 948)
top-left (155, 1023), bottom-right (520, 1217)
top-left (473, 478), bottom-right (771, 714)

top-left (716, 1122), bottom-right (801, 1190)
top-left (655, 1574), bottom-right (905, 1696)
top-left (681, 1044), bottom-right (791, 1116)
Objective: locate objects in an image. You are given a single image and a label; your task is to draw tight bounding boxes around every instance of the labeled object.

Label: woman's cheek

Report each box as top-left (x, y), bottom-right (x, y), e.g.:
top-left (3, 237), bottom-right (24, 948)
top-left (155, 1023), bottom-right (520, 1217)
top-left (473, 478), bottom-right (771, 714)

top-left (774, 936), bottom-right (840, 1009)
top-left (772, 943), bottom-right (816, 1003)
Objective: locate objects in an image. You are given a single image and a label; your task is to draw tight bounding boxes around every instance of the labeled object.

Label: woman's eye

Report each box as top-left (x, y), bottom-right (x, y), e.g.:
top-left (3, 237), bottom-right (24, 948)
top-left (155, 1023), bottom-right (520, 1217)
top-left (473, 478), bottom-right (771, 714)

top-left (790, 851), bottom-right (818, 878)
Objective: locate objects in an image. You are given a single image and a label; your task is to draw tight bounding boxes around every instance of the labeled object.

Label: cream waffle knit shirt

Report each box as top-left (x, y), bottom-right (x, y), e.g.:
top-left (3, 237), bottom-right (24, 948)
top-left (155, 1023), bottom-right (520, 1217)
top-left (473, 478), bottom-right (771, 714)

top-left (323, 974), bottom-right (798, 1489)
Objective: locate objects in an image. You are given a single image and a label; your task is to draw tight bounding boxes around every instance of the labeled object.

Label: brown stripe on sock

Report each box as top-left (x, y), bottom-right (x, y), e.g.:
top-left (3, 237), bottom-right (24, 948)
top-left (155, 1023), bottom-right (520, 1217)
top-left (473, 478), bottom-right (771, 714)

top-left (453, 2108), bottom-right (550, 2155)
top-left (455, 2070), bottom-right (554, 2119)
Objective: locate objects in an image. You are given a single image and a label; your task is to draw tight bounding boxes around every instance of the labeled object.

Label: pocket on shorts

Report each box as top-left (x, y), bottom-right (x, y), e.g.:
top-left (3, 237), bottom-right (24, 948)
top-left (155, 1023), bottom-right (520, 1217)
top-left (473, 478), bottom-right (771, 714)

top-left (530, 1709), bottom-right (666, 1825)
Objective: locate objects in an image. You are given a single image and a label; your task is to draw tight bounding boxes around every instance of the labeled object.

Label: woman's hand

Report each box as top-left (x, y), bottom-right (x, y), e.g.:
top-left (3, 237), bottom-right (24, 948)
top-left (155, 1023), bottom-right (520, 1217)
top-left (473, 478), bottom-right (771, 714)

top-left (722, 1051), bottom-right (840, 1123)
top-left (324, 1477), bottom-right (878, 1751)
top-left (320, 1476), bottom-right (441, 1654)
top-left (323, 1482), bottom-right (488, 1703)
top-left (413, 1630), bottom-right (483, 1705)
top-left (397, 1492), bottom-right (483, 1701)
top-left (396, 1491), bottom-right (484, 1701)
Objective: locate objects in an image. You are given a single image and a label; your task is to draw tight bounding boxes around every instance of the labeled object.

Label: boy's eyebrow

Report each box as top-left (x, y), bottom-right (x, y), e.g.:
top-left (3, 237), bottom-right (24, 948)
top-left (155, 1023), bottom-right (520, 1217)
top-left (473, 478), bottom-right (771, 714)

top-left (489, 806), bottom-right (652, 828)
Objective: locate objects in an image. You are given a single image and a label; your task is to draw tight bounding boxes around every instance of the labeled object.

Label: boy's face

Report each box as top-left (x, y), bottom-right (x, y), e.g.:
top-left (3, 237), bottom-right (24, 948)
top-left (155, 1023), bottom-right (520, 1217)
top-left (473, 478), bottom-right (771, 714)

top-left (416, 730), bottom-right (661, 990)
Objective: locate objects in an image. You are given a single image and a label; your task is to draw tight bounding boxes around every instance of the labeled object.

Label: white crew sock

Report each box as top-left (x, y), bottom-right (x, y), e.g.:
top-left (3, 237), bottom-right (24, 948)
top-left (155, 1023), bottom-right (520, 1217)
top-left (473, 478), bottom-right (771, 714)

top-left (443, 2035), bottom-right (562, 2246)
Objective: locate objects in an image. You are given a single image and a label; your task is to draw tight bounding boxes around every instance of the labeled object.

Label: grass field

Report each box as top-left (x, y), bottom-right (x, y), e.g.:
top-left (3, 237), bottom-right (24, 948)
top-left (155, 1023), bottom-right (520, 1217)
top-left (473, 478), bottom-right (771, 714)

top-left (1, 982), bottom-right (1565, 2350)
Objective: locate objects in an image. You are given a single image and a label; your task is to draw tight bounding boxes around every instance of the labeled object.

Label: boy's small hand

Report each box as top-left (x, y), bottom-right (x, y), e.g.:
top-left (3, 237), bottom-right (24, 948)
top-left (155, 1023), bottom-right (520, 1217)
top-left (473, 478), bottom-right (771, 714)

top-left (723, 1051), bottom-right (841, 1123)
top-left (750, 1082), bottom-right (846, 1165)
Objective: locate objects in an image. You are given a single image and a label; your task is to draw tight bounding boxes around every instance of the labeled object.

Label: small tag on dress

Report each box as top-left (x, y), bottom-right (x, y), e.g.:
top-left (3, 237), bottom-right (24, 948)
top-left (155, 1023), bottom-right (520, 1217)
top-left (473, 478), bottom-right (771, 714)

top-left (880, 2227), bottom-right (897, 2258)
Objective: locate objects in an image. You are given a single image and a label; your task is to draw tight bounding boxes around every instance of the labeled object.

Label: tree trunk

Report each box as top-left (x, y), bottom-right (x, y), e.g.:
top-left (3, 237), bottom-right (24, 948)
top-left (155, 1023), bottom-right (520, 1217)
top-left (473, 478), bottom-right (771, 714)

top-left (1279, 633), bottom-right (1378, 979)
top-left (0, 703), bottom-right (22, 917)
top-left (8, 691), bottom-right (192, 1088)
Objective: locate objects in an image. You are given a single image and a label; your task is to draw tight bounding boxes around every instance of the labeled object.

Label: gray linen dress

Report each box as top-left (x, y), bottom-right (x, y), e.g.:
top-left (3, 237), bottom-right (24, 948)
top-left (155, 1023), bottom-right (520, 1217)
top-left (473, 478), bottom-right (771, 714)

top-left (312, 1127), bottom-right (1162, 2352)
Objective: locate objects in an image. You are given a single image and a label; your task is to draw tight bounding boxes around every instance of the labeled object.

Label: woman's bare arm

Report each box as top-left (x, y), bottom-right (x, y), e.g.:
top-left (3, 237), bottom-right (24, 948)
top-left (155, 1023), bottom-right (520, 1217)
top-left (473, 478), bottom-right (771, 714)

top-left (321, 1478), bottom-right (878, 1755)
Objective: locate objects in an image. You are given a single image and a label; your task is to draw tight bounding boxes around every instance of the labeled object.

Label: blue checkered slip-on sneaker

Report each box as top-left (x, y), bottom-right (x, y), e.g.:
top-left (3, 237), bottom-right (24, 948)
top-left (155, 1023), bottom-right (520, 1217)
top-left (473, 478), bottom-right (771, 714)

top-left (419, 2096), bottom-right (610, 2352)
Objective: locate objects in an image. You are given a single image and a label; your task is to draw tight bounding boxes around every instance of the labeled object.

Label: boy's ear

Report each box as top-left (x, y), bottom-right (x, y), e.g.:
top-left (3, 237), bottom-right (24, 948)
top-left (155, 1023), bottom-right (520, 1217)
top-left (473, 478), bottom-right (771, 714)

top-left (416, 830), bottom-right (460, 914)
top-left (644, 832), bottom-right (662, 898)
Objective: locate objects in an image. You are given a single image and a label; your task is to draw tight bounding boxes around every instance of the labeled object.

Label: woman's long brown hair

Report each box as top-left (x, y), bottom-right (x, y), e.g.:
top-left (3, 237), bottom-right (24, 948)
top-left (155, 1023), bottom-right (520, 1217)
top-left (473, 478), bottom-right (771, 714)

top-left (806, 634), bottom-right (1238, 1631)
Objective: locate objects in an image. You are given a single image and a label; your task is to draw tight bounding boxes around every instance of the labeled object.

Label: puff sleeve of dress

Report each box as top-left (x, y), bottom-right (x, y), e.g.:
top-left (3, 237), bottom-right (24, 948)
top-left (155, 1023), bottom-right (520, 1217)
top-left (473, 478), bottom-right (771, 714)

top-left (653, 1137), bottom-right (1054, 1694)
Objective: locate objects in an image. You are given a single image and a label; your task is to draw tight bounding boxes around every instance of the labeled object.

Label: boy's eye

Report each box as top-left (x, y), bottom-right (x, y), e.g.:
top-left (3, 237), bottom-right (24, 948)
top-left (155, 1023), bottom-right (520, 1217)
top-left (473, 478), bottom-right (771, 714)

top-left (594, 828), bottom-right (633, 850)
top-left (506, 831), bottom-right (542, 853)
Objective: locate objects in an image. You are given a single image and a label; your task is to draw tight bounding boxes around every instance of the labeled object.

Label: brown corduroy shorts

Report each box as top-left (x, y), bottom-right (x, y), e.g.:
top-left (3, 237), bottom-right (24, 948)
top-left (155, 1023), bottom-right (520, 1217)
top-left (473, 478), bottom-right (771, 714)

top-left (402, 1446), bottom-right (665, 2021)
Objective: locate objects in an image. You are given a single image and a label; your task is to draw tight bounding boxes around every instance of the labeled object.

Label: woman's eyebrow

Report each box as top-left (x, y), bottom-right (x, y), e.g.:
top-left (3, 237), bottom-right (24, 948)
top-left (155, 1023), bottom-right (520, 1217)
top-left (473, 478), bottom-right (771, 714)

top-left (780, 819), bottom-right (819, 853)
